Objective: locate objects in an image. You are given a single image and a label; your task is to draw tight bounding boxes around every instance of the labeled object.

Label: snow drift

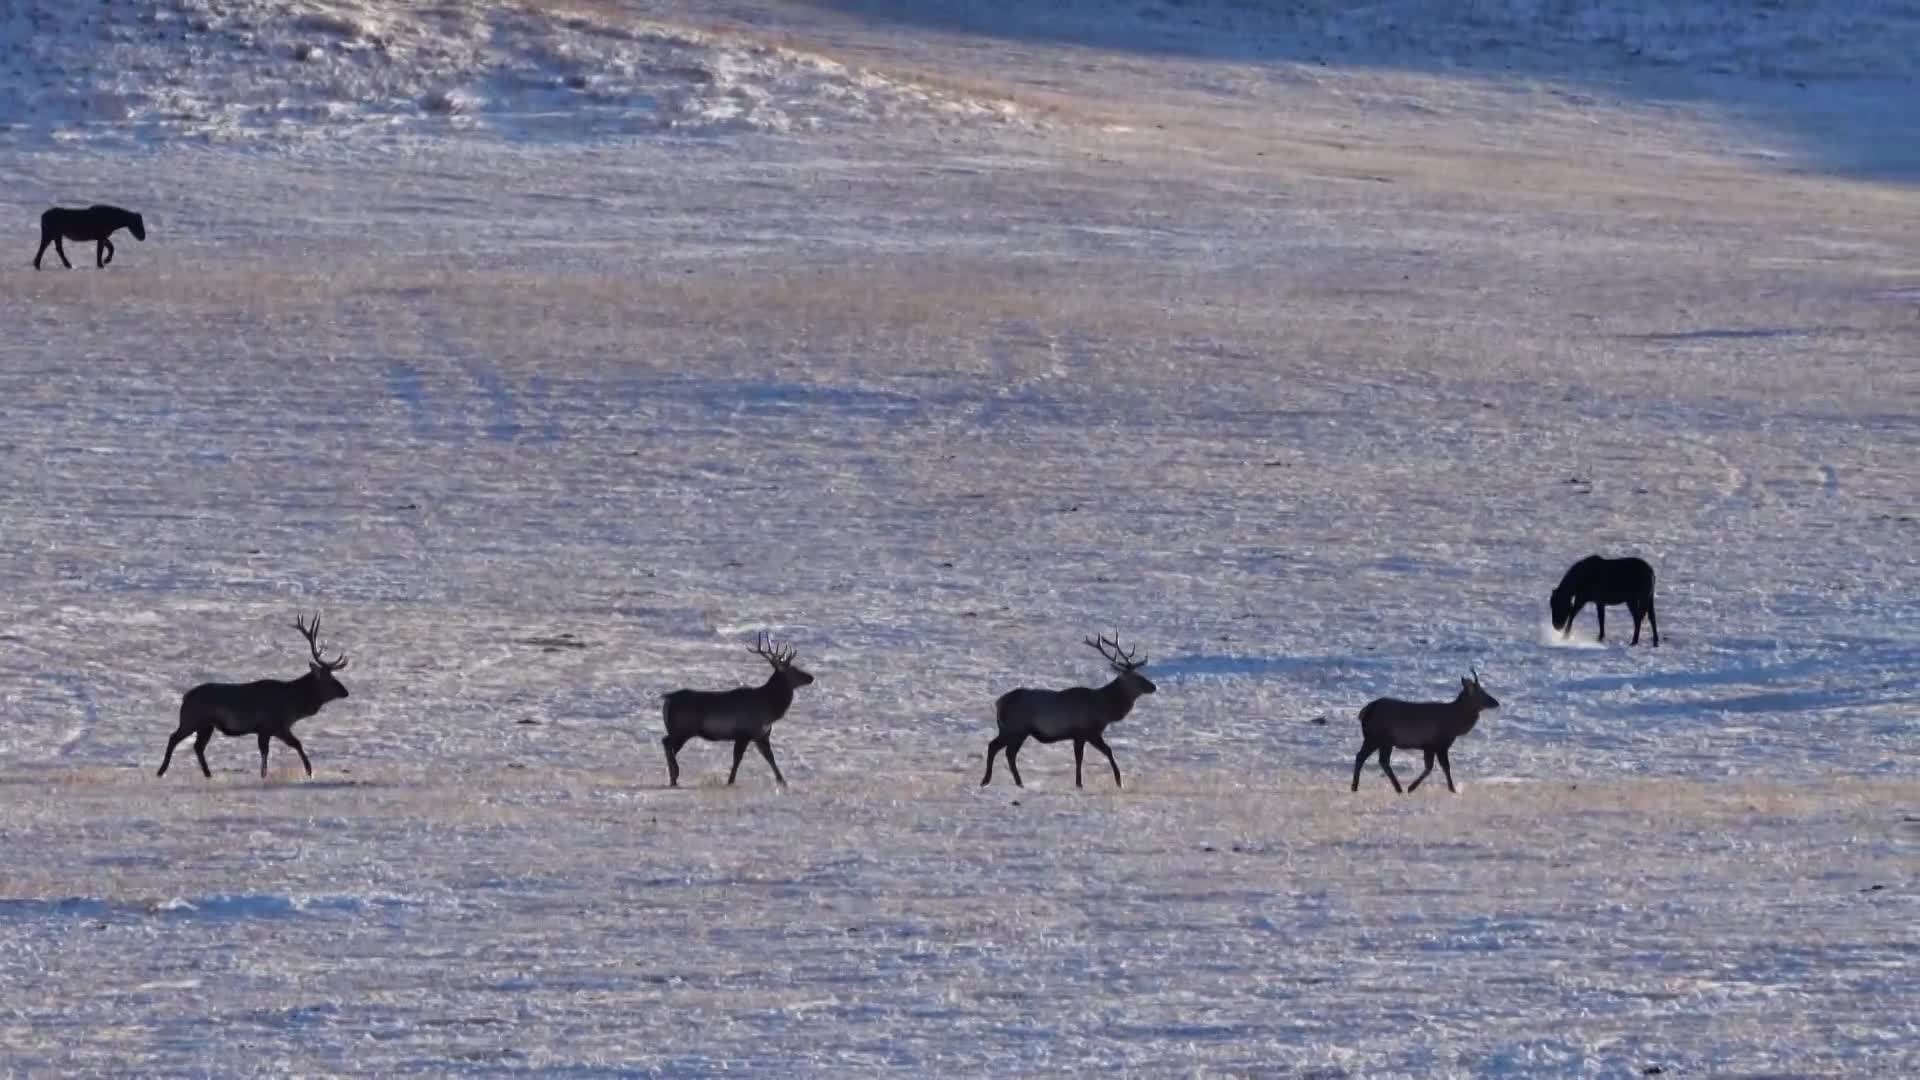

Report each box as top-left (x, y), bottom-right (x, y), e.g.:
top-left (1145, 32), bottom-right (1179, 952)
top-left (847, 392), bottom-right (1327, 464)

top-left (0, 0), bottom-right (1033, 145)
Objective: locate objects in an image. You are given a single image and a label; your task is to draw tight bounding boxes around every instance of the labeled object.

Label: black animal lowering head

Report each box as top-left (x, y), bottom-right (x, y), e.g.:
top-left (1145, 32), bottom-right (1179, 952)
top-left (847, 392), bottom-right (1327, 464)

top-left (1549, 586), bottom-right (1576, 632)
top-left (750, 631), bottom-right (813, 688)
top-left (1087, 633), bottom-right (1156, 696)
top-left (128, 213), bottom-right (146, 242)
top-left (296, 612), bottom-right (350, 701)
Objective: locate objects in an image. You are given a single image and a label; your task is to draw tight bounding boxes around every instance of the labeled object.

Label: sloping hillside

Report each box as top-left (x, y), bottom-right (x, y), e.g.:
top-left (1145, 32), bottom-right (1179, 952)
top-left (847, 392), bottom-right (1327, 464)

top-left (0, 0), bottom-right (1033, 144)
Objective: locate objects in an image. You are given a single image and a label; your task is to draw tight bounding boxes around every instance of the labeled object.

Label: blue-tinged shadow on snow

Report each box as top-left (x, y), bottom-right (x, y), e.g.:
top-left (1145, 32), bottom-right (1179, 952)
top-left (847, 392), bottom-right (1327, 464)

top-left (1151, 652), bottom-right (1393, 682)
top-left (1557, 655), bottom-right (1833, 693)
top-left (1620, 327), bottom-right (1837, 343)
top-left (800, 0), bottom-right (1920, 183)
top-left (1557, 639), bottom-right (1920, 719)
top-left (1619, 688), bottom-right (1919, 718)
top-left (0, 894), bottom-right (424, 923)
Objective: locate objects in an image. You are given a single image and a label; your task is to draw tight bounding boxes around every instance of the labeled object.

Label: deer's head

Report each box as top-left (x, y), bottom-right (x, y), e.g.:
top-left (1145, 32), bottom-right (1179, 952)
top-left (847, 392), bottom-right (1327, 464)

top-left (296, 612), bottom-right (350, 702)
top-left (751, 632), bottom-right (814, 689)
top-left (1460, 667), bottom-right (1499, 711)
top-left (1087, 633), bottom-right (1156, 696)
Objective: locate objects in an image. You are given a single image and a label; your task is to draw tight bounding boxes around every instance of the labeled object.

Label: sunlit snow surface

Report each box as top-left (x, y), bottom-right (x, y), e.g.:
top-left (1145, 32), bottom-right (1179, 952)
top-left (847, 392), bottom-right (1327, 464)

top-left (1, 0), bottom-right (1918, 1075)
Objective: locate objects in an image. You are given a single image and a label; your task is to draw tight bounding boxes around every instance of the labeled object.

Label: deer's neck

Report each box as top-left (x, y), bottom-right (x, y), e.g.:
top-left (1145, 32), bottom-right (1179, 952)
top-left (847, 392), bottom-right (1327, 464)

top-left (1452, 693), bottom-right (1483, 736)
top-left (1096, 676), bottom-right (1142, 723)
top-left (287, 671), bottom-right (328, 719)
top-left (760, 671), bottom-right (795, 718)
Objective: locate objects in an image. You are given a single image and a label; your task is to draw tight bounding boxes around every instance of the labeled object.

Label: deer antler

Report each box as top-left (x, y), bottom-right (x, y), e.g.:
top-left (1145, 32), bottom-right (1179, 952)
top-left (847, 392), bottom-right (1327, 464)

top-left (749, 631), bottom-right (795, 667)
top-left (1469, 666), bottom-right (1482, 685)
top-left (1085, 633), bottom-right (1146, 672)
top-left (294, 613), bottom-right (348, 670)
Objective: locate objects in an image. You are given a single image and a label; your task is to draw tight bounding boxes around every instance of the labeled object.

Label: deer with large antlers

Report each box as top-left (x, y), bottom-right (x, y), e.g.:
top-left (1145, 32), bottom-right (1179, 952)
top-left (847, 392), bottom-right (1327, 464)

top-left (157, 614), bottom-right (351, 780)
top-left (660, 632), bottom-right (814, 788)
top-left (982, 634), bottom-right (1157, 789)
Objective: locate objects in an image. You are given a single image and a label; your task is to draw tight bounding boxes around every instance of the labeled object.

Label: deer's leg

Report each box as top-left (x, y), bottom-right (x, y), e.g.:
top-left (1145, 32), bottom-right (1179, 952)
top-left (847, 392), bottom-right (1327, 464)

top-left (1003, 736), bottom-right (1026, 788)
top-left (726, 738), bottom-right (749, 784)
top-left (753, 736), bottom-right (786, 788)
top-left (662, 735), bottom-right (684, 787)
top-left (1352, 742), bottom-right (1377, 791)
top-left (1628, 598), bottom-right (1646, 645)
top-left (32, 234), bottom-right (52, 270)
top-left (257, 732), bottom-right (272, 779)
top-left (192, 729), bottom-right (215, 778)
top-left (279, 732), bottom-right (313, 777)
top-left (1595, 603), bottom-right (1606, 642)
top-left (1406, 749), bottom-right (1436, 793)
top-left (1437, 748), bottom-right (1457, 793)
top-left (1072, 738), bottom-right (1086, 788)
top-left (1646, 595), bottom-right (1659, 647)
top-left (981, 735), bottom-right (1006, 786)
top-left (1377, 746), bottom-right (1403, 793)
top-left (1089, 735), bottom-right (1122, 788)
top-left (53, 237), bottom-right (71, 269)
top-left (157, 727), bottom-right (193, 777)
top-left (98, 238), bottom-right (113, 267)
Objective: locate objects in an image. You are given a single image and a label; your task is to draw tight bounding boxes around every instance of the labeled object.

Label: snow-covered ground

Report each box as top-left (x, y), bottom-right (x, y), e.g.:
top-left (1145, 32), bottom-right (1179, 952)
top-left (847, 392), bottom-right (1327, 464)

top-left (1, 0), bottom-right (1917, 1075)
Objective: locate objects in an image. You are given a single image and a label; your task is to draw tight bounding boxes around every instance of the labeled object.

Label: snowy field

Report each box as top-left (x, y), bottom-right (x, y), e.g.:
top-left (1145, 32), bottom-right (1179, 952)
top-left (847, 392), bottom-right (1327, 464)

top-left (2, 0), bottom-right (1918, 1075)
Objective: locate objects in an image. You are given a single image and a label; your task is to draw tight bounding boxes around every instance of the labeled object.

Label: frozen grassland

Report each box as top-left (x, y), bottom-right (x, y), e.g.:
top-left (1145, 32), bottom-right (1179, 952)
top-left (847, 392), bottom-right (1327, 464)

top-left (1, 0), bottom-right (1917, 1075)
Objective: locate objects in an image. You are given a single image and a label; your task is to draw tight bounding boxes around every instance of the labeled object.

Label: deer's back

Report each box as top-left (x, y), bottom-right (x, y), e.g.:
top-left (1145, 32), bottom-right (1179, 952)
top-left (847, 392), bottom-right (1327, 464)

top-left (998, 685), bottom-right (1102, 741)
top-left (662, 685), bottom-right (784, 740)
top-left (182, 677), bottom-right (302, 732)
top-left (1359, 697), bottom-right (1464, 749)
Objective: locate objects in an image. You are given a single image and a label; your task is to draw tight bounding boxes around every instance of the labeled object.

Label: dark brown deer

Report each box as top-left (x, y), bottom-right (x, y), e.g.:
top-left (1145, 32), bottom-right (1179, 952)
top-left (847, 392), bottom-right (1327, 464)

top-left (157, 614), bottom-right (350, 780)
top-left (1351, 668), bottom-right (1499, 795)
top-left (982, 634), bottom-right (1157, 789)
top-left (660, 632), bottom-right (814, 788)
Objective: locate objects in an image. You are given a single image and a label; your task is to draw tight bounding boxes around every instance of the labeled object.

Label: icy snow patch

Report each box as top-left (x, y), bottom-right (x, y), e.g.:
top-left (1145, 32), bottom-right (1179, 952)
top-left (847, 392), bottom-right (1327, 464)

top-left (0, 0), bottom-right (1038, 145)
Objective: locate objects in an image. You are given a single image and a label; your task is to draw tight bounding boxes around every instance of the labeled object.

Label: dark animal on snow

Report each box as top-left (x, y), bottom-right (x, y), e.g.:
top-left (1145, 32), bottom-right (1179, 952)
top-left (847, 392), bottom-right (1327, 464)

top-left (982, 634), bottom-right (1156, 789)
top-left (661, 632), bottom-right (814, 788)
top-left (1352, 668), bottom-right (1499, 794)
top-left (158, 614), bottom-right (350, 780)
top-left (34, 205), bottom-right (146, 270)
top-left (1551, 554), bottom-right (1659, 646)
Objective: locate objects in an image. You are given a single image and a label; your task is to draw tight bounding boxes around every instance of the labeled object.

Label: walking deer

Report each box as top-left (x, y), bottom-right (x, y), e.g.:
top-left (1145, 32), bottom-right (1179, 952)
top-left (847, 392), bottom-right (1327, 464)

top-left (660, 632), bottom-right (814, 788)
top-left (982, 634), bottom-right (1156, 789)
top-left (1351, 668), bottom-right (1499, 794)
top-left (157, 614), bottom-right (350, 780)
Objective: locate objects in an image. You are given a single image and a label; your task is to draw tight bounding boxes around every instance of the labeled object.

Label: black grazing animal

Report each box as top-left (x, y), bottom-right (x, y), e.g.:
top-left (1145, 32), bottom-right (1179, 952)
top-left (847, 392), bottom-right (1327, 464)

top-left (982, 634), bottom-right (1157, 789)
top-left (660, 632), bottom-right (814, 788)
top-left (1351, 668), bottom-right (1500, 794)
top-left (157, 614), bottom-right (350, 780)
top-left (1551, 555), bottom-right (1659, 646)
top-left (34, 205), bottom-right (146, 270)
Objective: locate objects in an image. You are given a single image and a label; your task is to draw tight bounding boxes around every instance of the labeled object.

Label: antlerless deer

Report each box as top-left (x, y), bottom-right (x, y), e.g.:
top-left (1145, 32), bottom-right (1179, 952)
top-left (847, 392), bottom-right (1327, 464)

top-left (1351, 668), bottom-right (1499, 794)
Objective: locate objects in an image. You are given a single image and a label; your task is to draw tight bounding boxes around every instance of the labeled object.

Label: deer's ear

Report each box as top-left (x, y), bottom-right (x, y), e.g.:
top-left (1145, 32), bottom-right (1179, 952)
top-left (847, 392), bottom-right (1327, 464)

top-left (1462, 677), bottom-right (1472, 689)
top-left (311, 661), bottom-right (326, 674)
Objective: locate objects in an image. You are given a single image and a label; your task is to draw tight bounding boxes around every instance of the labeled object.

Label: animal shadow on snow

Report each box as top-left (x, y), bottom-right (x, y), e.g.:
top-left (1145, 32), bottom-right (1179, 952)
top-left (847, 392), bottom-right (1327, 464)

top-left (1556, 639), bottom-right (1920, 717)
top-left (1150, 653), bottom-right (1393, 681)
